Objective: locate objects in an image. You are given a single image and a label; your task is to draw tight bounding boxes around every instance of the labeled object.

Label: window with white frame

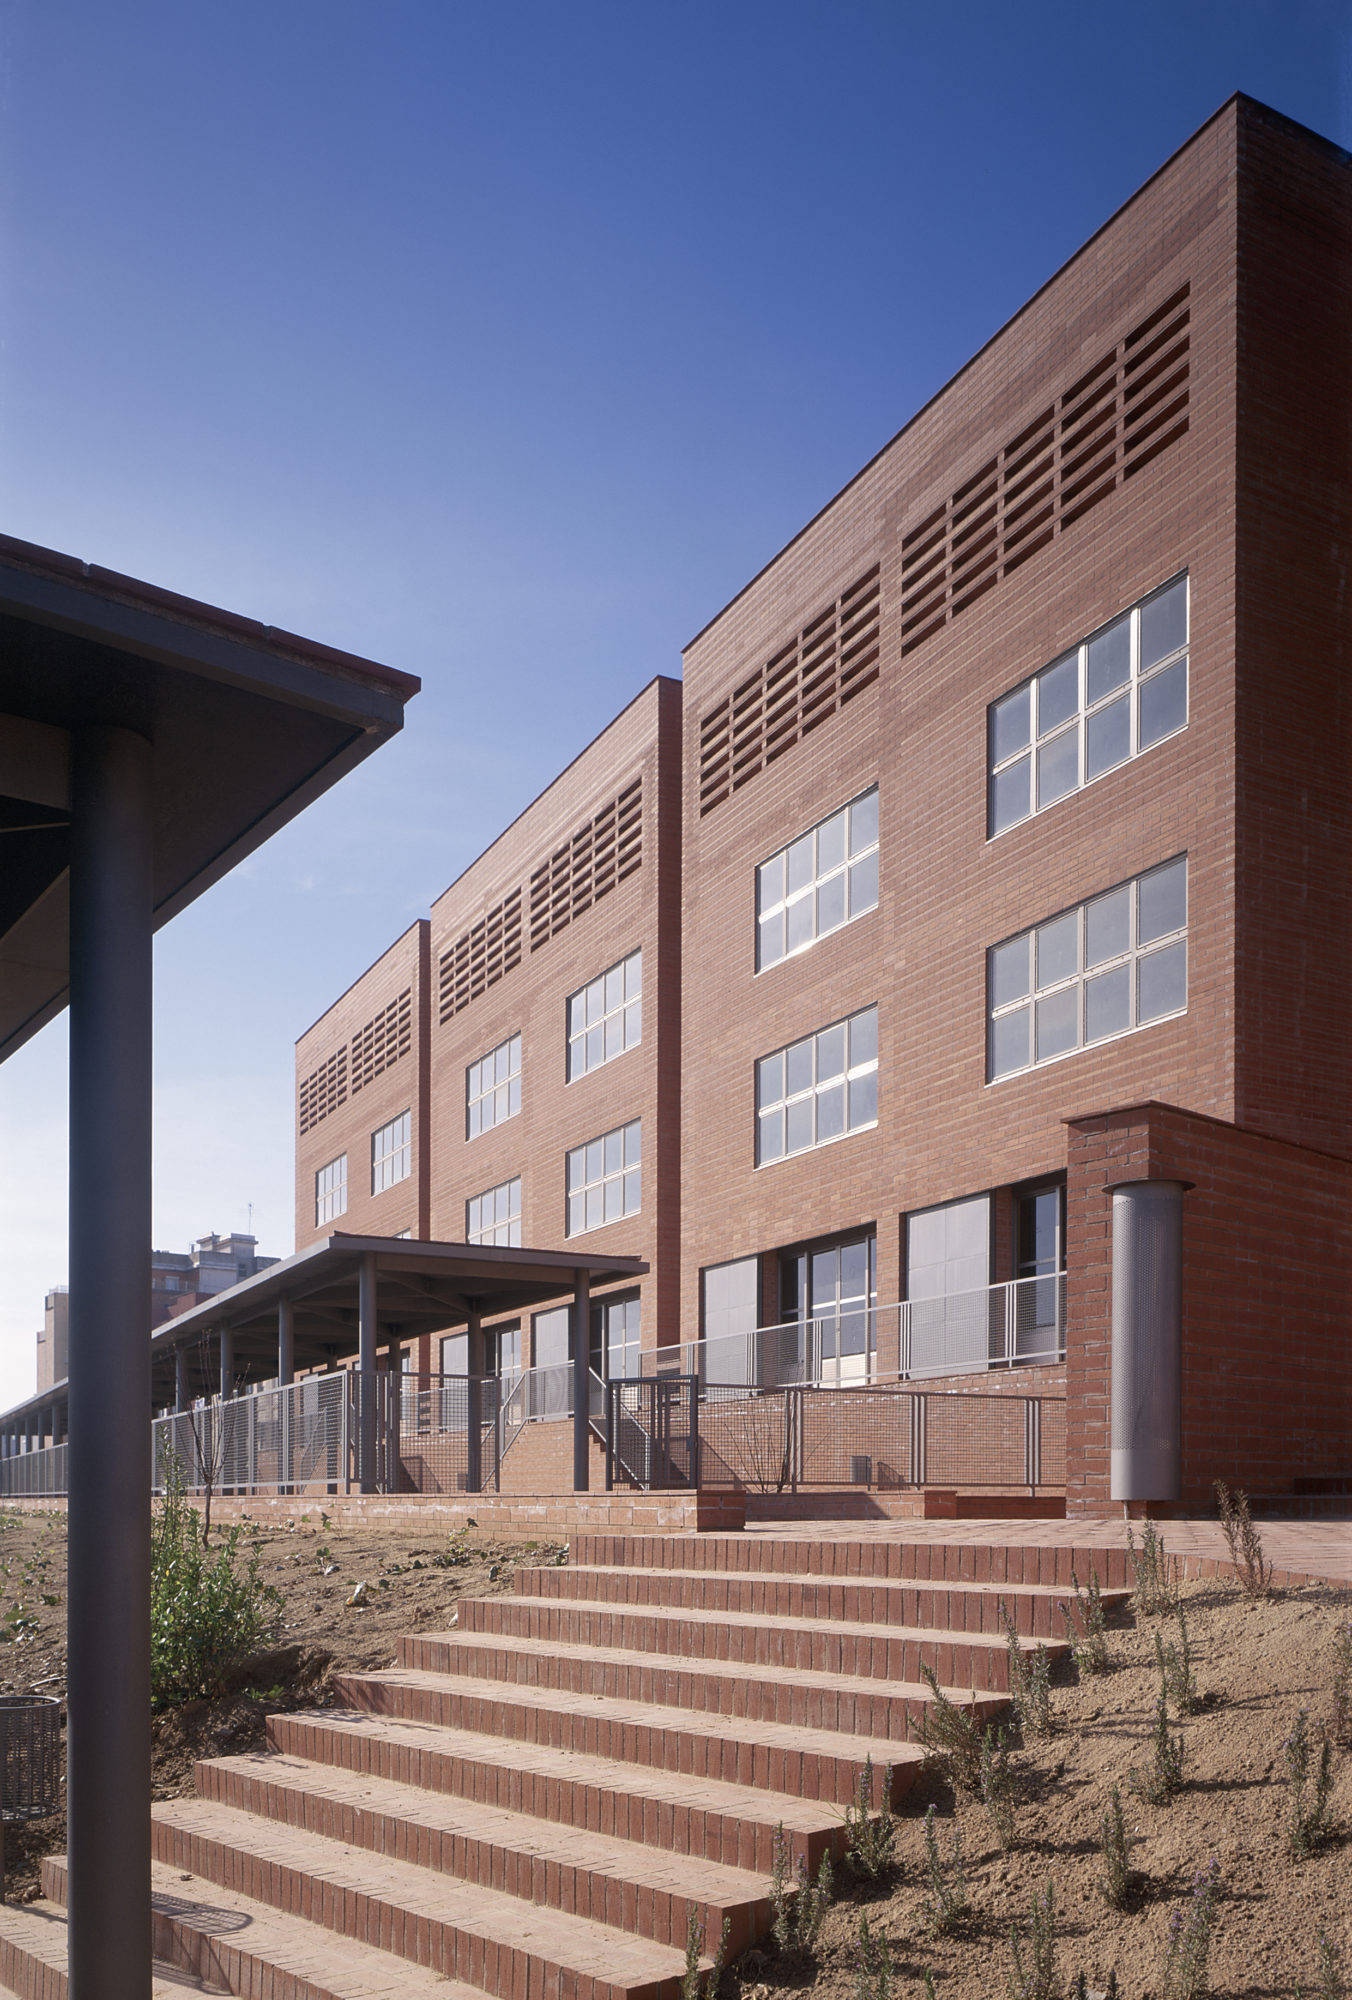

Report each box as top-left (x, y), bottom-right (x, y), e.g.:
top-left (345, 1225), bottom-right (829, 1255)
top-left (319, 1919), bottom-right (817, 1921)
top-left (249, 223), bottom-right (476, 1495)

top-left (756, 1006), bottom-right (878, 1165)
top-left (566, 1120), bottom-right (641, 1236)
top-left (988, 575), bottom-right (1188, 837)
top-left (467, 1176), bottom-right (522, 1247)
top-left (315, 1154), bottom-right (347, 1226)
top-left (371, 1109), bottom-right (411, 1194)
top-left (466, 1032), bottom-right (522, 1138)
top-left (757, 788), bottom-right (879, 971)
top-left (988, 856), bottom-right (1188, 1081)
top-left (568, 950), bottom-right (641, 1080)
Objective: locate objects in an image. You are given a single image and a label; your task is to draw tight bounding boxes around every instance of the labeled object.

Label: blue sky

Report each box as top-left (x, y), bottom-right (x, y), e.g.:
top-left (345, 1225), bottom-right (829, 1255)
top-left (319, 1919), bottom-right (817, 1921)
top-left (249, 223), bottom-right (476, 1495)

top-left (0, 0), bottom-right (1349, 1403)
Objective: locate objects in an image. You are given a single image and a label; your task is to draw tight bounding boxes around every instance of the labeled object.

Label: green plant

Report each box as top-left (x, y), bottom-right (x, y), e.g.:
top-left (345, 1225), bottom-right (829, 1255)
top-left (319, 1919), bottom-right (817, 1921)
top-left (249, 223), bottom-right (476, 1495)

top-left (843, 1757), bottom-right (898, 1881)
top-left (979, 1724), bottom-right (1018, 1851)
top-left (1330, 1620), bottom-right (1352, 1749)
top-left (1161, 1860), bottom-right (1221, 2000)
top-left (1214, 1481), bottom-right (1273, 1599)
top-left (1069, 1977), bottom-right (1119, 2000)
top-left (1295, 1931), bottom-right (1345, 2000)
top-left (1132, 1693), bottom-right (1185, 1804)
top-left (916, 1665), bottom-right (983, 1791)
top-left (920, 1805), bottom-right (970, 1934)
top-left (681, 1907), bottom-right (730, 2000)
top-left (1283, 1708), bottom-right (1335, 1859)
top-left (999, 1601), bottom-right (1054, 1738)
top-left (768, 1825), bottom-right (832, 1956)
top-left (1154, 1604), bottom-right (1200, 1715)
top-left (1098, 1784), bottom-right (1137, 1909)
top-left (150, 1452), bottom-right (280, 1710)
top-left (1007, 1880), bottom-right (1061, 2000)
top-left (1127, 1521), bottom-right (1179, 1615)
top-left (853, 1912), bottom-right (894, 2000)
top-left (919, 1973), bottom-right (938, 2000)
top-left (1061, 1565), bottom-right (1110, 1676)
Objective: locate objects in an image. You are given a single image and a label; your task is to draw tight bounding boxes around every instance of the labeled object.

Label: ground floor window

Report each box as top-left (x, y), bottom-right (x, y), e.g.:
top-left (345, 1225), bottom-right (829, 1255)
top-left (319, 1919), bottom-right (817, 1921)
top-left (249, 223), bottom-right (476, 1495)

top-left (779, 1232), bottom-right (876, 1385)
top-left (592, 1292), bottom-right (641, 1380)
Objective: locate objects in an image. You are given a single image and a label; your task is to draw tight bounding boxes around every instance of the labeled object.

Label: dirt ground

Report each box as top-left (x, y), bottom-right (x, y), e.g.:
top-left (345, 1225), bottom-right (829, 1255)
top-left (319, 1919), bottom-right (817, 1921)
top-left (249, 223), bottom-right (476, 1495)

top-left (0, 1507), bottom-right (1349, 1996)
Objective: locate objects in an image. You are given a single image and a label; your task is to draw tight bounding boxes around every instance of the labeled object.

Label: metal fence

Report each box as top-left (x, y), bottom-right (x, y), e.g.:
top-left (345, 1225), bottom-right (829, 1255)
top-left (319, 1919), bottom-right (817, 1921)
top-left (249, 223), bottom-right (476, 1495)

top-left (605, 1377), bottom-right (698, 1490)
top-left (0, 1444), bottom-right (67, 1500)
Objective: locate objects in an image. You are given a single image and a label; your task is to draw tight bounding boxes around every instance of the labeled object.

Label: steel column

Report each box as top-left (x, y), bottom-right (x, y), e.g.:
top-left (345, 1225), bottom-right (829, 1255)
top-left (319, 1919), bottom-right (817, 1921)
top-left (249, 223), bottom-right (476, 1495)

top-left (572, 1271), bottom-right (591, 1492)
top-left (175, 1346), bottom-right (190, 1416)
top-left (358, 1253), bottom-right (378, 1493)
top-left (218, 1326), bottom-right (233, 1401)
top-left (465, 1310), bottom-right (483, 1495)
top-left (277, 1298), bottom-right (294, 1492)
top-left (67, 723), bottom-right (153, 2000)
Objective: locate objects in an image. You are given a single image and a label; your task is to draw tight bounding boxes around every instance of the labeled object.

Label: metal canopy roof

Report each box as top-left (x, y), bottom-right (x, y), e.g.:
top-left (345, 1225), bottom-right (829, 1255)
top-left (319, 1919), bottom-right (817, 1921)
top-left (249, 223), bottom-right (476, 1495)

top-left (0, 534), bottom-right (419, 1061)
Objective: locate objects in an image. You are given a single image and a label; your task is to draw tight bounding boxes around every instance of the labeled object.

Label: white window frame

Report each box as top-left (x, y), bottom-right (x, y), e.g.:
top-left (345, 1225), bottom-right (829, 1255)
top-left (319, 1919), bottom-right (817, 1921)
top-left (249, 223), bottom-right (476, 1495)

top-left (568, 950), bottom-right (641, 1081)
top-left (315, 1154), bottom-right (347, 1227)
top-left (466, 1032), bottom-right (522, 1139)
top-left (987, 574), bottom-right (1189, 839)
top-left (756, 1006), bottom-right (879, 1166)
top-left (987, 856), bottom-right (1188, 1083)
top-left (467, 1176), bottom-right (522, 1248)
top-left (566, 1120), bottom-right (641, 1237)
top-left (370, 1109), bottom-right (411, 1195)
top-left (756, 787), bottom-right (879, 973)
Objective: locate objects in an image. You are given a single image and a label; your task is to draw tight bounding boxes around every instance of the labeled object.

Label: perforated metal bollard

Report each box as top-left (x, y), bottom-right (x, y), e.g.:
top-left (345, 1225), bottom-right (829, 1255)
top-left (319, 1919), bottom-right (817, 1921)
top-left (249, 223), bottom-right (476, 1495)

top-left (0, 1696), bottom-right (62, 1904)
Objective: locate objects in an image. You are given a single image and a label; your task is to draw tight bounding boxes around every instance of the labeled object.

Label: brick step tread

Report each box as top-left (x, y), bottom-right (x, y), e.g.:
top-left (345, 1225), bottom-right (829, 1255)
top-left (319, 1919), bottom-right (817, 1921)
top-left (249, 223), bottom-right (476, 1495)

top-left (528, 1564), bottom-right (1127, 1624)
top-left (269, 1710), bottom-right (846, 1865)
top-left (152, 1798), bottom-right (692, 1996)
top-left (571, 1535), bottom-right (1133, 1588)
top-left (200, 1750), bottom-right (771, 1922)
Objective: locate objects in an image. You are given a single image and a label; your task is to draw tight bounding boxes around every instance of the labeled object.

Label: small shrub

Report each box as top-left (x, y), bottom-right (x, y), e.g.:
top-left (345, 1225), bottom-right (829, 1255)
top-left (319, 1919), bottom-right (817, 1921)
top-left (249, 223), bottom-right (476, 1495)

top-left (917, 1664), bottom-right (983, 1792)
top-left (1127, 1521), bottom-right (1179, 1615)
top-left (920, 1805), bottom-right (970, 1935)
top-left (979, 1724), bottom-right (1019, 1852)
top-left (1295, 1932), bottom-right (1345, 2000)
top-left (769, 1825), bottom-right (832, 1957)
top-left (1098, 1784), bottom-right (1138, 1909)
top-left (1161, 1859), bottom-right (1221, 2000)
top-left (999, 1601), bottom-right (1054, 1738)
top-left (1214, 1481), bottom-right (1273, 1599)
top-left (1069, 1977), bottom-right (1119, 2000)
top-left (681, 1908), bottom-right (729, 2000)
top-left (1007, 1880), bottom-right (1061, 2000)
top-left (852, 1912), bottom-right (895, 2000)
top-left (1131, 1693), bottom-right (1185, 1805)
top-left (1283, 1708), bottom-right (1335, 1859)
top-left (1154, 1605), bottom-right (1200, 1716)
top-left (843, 1757), bottom-right (898, 1882)
top-left (1061, 1565), bottom-right (1110, 1677)
top-left (150, 1453), bottom-right (280, 1711)
top-left (1330, 1620), bottom-right (1352, 1749)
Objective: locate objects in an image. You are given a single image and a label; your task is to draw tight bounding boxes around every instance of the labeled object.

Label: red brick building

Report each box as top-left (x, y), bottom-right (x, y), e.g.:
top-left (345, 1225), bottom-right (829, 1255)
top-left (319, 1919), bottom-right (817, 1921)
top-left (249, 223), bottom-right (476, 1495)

top-left (296, 97), bottom-right (1352, 1514)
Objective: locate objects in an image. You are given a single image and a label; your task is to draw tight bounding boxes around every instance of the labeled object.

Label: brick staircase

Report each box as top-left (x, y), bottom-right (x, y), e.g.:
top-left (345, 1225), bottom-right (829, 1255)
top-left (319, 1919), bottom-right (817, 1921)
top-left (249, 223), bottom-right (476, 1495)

top-left (0, 1530), bottom-right (1127, 1999)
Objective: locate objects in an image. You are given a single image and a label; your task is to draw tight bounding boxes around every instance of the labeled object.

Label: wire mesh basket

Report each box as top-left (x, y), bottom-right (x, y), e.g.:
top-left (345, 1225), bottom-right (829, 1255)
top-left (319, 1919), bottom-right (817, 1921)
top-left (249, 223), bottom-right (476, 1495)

top-left (0, 1695), bottom-right (62, 1904)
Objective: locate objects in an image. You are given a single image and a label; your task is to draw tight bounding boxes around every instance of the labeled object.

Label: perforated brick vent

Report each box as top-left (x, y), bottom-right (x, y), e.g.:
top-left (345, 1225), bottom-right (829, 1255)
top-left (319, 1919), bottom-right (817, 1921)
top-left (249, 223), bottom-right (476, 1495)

top-left (899, 285), bottom-right (1190, 657)
top-left (438, 890), bottom-right (524, 1023)
top-left (529, 777), bottom-right (643, 949)
top-left (298, 1047), bottom-right (348, 1135)
top-left (697, 566), bottom-right (881, 817)
top-left (350, 987), bottom-right (412, 1093)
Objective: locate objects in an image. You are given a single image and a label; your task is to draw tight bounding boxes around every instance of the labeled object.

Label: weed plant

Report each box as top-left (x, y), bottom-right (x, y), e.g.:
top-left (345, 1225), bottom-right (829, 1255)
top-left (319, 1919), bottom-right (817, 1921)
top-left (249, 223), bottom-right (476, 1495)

top-left (1061, 1565), bottom-right (1110, 1677)
top-left (681, 1909), bottom-right (730, 2000)
top-left (843, 1757), bottom-right (898, 1882)
top-left (150, 1452), bottom-right (280, 1710)
top-left (1283, 1708), bottom-right (1335, 1859)
top-left (1295, 1932), bottom-right (1345, 2000)
top-left (979, 1724), bottom-right (1019, 1852)
top-left (1069, 1976), bottom-right (1119, 1999)
top-left (1098, 1784), bottom-right (1138, 1908)
top-left (1154, 1605), bottom-right (1200, 1715)
top-left (768, 1826), bottom-right (832, 1957)
top-left (1131, 1693), bottom-right (1185, 1805)
top-left (1161, 1859), bottom-right (1221, 2000)
top-left (1007, 1880), bottom-right (1061, 2000)
top-left (920, 1805), bottom-right (970, 1934)
top-left (1330, 1620), bottom-right (1352, 1749)
top-left (1127, 1521), bottom-right (1180, 1615)
top-left (852, 1912), bottom-right (894, 2000)
top-left (999, 1601), bottom-right (1054, 1738)
top-left (919, 1972), bottom-right (938, 2000)
top-left (1214, 1481), bottom-right (1273, 1599)
top-left (916, 1664), bottom-right (983, 1792)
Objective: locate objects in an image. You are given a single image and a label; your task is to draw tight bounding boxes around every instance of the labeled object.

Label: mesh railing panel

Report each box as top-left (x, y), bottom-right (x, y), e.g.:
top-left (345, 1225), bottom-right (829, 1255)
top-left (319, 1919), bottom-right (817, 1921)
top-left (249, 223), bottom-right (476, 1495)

top-left (0, 1445), bottom-right (67, 1499)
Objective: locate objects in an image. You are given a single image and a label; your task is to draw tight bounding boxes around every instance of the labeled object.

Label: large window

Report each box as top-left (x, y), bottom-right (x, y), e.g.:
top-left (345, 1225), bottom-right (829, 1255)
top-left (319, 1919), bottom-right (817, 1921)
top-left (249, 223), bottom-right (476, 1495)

top-left (988, 856), bottom-right (1188, 1081)
top-left (568, 950), bottom-right (641, 1081)
top-left (756, 1006), bottom-right (878, 1165)
top-left (371, 1110), bottom-right (411, 1194)
top-left (315, 1154), bottom-right (347, 1227)
top-left (592, 1292), bottom-right (642, 1380)
top-left (466, 1032), bottom-right (521, 1138)
top-left (566, 1120), bottom-right (641, 1236)
top-left (988, 574), bottom-right (1188, 837)
top-left (467, 1176), bottom-right (522, 1247)
top-left (757, 788), bottom-right (879, 971)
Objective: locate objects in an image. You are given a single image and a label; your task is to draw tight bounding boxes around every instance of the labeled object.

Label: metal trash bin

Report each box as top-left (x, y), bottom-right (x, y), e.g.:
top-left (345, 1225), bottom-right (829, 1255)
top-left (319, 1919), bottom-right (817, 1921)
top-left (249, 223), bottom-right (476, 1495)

top-left (0, 1696), bottom-right (62, 1903)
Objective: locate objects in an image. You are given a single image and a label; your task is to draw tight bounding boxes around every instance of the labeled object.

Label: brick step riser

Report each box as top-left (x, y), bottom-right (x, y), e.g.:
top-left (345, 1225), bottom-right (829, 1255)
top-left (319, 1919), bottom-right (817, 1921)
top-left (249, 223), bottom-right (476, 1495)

top-left (0, 1922), bottom-right (62, 2000)
top-left (396, 1632), bottom-right (1002, 1736)
top-left (570, 1536), bottom-right (1133, 1590)
top-left (334, 1672), bottom-right (901, 1806)
top-left (148, 1818), bottom-right (680, 2000)
top-left (519, 1566), bottom-right (1119, 1638)
top-left (457, 1599), bottom-right (1026, 1691)
top-left (266, 1712), bottom-right (839, 1870)
top-left (196, 1760), bottom-right (770, 1956)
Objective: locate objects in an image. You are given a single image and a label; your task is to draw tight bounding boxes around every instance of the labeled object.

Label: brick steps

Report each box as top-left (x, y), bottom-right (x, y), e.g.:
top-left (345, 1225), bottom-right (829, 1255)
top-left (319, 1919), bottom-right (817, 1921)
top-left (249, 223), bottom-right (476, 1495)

top-left (570, 1532), bottom-right (1134, 1587)
top-left (195, 1751), bottom-right (773, 1954)
top-left (394, 1626), bottom-right (998, 1737)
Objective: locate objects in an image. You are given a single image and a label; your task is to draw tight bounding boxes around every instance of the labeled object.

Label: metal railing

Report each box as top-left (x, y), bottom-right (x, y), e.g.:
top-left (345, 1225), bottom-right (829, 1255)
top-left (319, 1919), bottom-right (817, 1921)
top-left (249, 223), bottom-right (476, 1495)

top-left (605, 1377), bottom-right (698, 1490)
top-left (0, 1444), bottom-right (67, 1500)
top-left (646, 1274), bottom-right (1066, 1390)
